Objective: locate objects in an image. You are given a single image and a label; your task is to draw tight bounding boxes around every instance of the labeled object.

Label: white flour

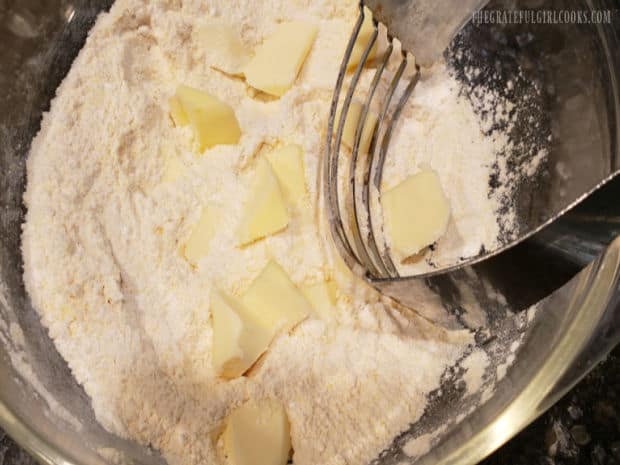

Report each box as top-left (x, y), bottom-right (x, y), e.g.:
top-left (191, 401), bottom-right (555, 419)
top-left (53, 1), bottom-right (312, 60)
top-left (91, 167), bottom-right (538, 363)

top-left (381, 67), bottom-right (509, 273)
top-left (20, 1), bottom-right (521, 464)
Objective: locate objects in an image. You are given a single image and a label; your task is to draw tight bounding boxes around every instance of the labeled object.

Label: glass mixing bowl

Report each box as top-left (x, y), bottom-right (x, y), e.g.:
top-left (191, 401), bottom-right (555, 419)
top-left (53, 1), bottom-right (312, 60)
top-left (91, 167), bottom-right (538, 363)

top-left (1, 1), bottom-right (619, 464)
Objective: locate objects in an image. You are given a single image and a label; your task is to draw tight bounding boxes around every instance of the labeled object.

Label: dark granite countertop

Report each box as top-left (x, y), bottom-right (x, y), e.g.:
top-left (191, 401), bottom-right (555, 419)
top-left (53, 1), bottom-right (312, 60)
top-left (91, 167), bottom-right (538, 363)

top-left (1, 0), bottom-right (619, 464)
top-left (482, 344), bottom-right (620, 465)
top-left (1, 344), bottom-right (618, 465)
top-left (0, 433), bottom-right (35, 465)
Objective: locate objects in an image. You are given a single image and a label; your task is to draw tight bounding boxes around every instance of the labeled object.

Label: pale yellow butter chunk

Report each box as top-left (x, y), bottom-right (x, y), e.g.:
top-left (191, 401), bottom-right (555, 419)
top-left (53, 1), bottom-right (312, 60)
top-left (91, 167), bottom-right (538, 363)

top-left (241, 260), bottom-right (311, 334)
top-left (175, 85), bottom-right (241, 152)
top-left (211, 290), bottom-right (273, 379)
top-left (301, 279), bottom-right (337, 321)
top-left (383, 169), bottom-right (451, 259)
top-left (348, 7), bottom-right (378, 70)
top-left (265, 144), bottom-right (307, 205)
top-left (244, 21), bottom-right (318, 97)
top-left (223, 399), bottom-right (291, 465)
top-left (183, 207), bottom-right (217, 266)
top-left (237, 159), bottom-right (289, 246)
top-left (169, 95), bottom-right (189, 127)
top-left (337, 101), bottom-right (378, 154)
top-left (196, 22), bottom-right (250, 76)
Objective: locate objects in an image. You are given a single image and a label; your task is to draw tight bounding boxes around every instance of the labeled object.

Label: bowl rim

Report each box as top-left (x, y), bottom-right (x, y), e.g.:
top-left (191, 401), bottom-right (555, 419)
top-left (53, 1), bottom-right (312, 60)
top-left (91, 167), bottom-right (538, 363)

top-left (414, 237), bottom-right (620, 465)
top-left (2, 238), bottom-right (619, 465)
top-left (1, 1), bottom-right (620, 465)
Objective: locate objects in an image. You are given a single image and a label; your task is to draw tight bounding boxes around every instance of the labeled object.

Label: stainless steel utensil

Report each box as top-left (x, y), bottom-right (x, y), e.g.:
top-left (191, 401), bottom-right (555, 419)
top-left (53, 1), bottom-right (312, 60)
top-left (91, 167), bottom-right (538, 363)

top-left (1, 2), bottom-right (619, 465)
top-left (365, 0), bottom-right (489, 67)
top-left (325, 1), bottom-right (620, 318)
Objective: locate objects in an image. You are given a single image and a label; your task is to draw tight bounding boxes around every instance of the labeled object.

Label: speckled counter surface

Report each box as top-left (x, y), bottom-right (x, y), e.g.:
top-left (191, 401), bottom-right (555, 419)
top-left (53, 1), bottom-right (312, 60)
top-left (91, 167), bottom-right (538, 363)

top-left (482, 344), bottom-right (620, 465)
top-left (1, 344), bottom-right (618, 465)
top-left (0, 0), bottom-right (619, 463)
top-left (0, 432), bottom-right (36, 465)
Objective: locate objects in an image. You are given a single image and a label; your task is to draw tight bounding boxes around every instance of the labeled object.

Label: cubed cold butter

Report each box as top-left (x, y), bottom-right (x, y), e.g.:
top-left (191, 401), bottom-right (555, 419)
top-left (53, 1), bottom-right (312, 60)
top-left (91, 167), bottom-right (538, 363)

top-left (195, 22), bottom-right (250, 76)
top-left (244, 22), bottom-right (318, 97)
top-left (348, 8), bottom-right (377, 70)
top-left (242, 260), bottom-right (311, 334)
top-left (175, 85), bottom-right (241, 152)
top-left (301, 280), bottom-right (337, 321)
top-left (382, 169), bottom-right (451, 259)
top-left (223, 399), bottom-right (291, 465)
top-left (265, 144), bottom-right (307, 205)
top-left (183, 207), bottom-right (217, 266)
top-left (337, 101), bottom-right (378, 154)
top-left (211, 290), bottom-right (273, 379)
top-left (237, 159), bottom-right (289, 246)
top-left (169, 95), bottom-right (189, 127)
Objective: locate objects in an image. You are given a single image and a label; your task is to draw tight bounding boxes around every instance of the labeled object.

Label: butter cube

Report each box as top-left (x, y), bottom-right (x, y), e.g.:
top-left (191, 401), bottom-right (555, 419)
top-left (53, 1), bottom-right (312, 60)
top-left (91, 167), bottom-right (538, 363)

top-left (223, 399), bottom-right (291, 465)
top-left (183, 207), bottom-right (217, 266)
top-left (301, 280), bottom-right (337, 321)
top-left (242, 260), bottom-right (311, 334)
top-left (211, 290), bottom-right (273, 378)
top-left (244, 22), bottom-right (318, 97)
top-left (265, 144), bottom-right (307, 205)
top-left (382, 169), bottom-right (451, 259)
top-left (196, 22), bottom-right (250, 76)
top-left (348, 8), bottom-right (378, 70)
top-left (169, 95), bottom-right (189, 127)
top-left (211, 260), bottom-right (311, 378)
top-left (175, 85), bottom-right (241, 152)
top-left (337, 101), bottom-right (378, 154)
top-left (238, 159), bottom-right (289, 246)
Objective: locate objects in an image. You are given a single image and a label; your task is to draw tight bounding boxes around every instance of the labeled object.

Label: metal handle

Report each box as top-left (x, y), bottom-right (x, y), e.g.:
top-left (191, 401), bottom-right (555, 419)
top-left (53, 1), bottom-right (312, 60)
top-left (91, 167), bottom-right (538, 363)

top-left (412, 235), bottom-right (620, 465)
top-left (372, 176), bottom-right (620, 330)
top-left (363, 0), bottom-right (489, 66)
